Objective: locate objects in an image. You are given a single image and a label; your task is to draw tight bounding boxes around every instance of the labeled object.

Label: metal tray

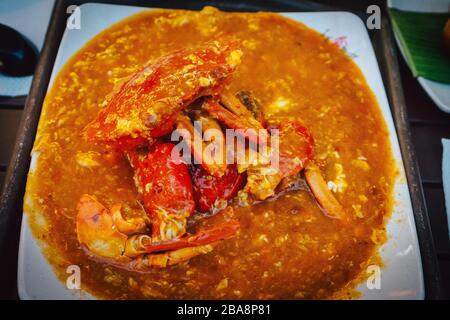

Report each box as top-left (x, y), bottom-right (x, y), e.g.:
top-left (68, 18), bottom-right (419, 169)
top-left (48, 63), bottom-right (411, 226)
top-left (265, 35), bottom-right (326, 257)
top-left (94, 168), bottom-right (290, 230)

top-left (0, 0), bottom-right (443, 299)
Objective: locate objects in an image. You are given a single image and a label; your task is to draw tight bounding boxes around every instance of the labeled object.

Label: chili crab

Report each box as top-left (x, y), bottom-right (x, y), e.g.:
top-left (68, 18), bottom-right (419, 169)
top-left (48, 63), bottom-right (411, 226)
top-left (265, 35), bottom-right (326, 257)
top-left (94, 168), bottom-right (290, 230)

top-left (77, 39), bottom-right (348, 271)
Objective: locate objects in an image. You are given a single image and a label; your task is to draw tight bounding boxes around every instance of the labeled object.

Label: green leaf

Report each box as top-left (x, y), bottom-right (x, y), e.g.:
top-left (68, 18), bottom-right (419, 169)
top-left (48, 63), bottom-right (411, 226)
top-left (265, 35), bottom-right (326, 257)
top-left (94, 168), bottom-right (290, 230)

top-left (388, 8), bottom-right (450, 84)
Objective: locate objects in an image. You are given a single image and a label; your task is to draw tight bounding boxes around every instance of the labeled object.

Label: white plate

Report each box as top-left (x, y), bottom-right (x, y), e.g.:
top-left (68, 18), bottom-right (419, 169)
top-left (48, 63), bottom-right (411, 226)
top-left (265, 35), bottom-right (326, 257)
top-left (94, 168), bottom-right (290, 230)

top-left (18, 3), bottom-right (424, 300)
top-left (388, 0), bottom-right (450, 113)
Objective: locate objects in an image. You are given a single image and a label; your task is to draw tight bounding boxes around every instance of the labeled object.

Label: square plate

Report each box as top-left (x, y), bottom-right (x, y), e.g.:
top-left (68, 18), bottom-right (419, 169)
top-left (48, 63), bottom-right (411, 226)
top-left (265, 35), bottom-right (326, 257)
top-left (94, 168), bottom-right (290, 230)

top-left (18, 3), bottom-right (424, 300)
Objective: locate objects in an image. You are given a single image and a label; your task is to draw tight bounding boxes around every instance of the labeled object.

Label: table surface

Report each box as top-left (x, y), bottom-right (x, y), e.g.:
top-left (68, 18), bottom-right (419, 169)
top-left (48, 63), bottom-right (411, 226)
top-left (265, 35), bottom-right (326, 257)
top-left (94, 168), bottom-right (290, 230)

top-left (0, 0), bottom-right (449, 299)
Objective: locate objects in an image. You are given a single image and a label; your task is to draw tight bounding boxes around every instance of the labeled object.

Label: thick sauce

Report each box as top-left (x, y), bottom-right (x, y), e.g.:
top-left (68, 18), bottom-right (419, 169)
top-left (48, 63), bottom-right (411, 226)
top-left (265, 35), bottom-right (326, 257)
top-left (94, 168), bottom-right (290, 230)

top-left (25, 7), bottom-right (395, 299)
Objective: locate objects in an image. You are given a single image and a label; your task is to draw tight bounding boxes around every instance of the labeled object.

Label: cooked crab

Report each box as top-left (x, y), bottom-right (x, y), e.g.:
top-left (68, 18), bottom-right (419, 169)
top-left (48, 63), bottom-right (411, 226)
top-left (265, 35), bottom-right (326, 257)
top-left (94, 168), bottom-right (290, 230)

top-left (76, 39), bottom-right (348, 271)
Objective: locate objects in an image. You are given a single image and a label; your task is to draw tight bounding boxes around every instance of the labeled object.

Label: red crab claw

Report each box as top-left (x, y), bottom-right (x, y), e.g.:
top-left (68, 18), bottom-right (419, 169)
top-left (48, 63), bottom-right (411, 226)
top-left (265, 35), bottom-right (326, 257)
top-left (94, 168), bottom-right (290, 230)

top-left (126, 142), bottom-right (195, 240)
top-left (126, 142), bottom-right (240, 245)
top-left (190, 164), bottom-right (246, 212)
top-left (84, 39), bottom-right (243, 150)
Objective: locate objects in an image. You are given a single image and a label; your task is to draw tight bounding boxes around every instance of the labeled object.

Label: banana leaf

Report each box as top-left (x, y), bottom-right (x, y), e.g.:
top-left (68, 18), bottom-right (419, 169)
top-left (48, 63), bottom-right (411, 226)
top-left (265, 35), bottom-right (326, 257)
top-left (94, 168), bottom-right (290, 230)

top-left (389, 8), bottom-right (450, 84)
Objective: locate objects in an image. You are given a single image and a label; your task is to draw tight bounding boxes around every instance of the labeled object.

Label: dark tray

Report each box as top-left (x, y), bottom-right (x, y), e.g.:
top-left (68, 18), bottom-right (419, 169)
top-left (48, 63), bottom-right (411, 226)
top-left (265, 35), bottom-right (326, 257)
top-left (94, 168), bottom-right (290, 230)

top-left (0, 0), bottom-right (443, 299)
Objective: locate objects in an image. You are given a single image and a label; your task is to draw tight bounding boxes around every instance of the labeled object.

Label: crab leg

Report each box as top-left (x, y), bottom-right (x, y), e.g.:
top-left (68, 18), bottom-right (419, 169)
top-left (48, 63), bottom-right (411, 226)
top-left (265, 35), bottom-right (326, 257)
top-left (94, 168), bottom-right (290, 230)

top-left (125, 207), bottom-right (240, 254)
top-left (202, 98), bottom-right (269, 146)
top-left (220, 92), bottom-right (266, 129)
top-left (235, 90), bottom-right (266, 126)
top-left (304, 163), bottom-right (348, 221)
top-left (194, 113), bottom-right (228, 176)
top-left (128, 243), bottom-right (217, 268)
top-left (175, 113), bottom-right (227, 177)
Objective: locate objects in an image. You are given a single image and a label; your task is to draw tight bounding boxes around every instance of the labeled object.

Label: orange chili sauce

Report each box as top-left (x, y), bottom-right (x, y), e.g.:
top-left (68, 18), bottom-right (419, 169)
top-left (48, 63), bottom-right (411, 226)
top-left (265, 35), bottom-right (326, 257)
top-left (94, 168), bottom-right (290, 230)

top-left (24, 7), bottom-right (395, 299)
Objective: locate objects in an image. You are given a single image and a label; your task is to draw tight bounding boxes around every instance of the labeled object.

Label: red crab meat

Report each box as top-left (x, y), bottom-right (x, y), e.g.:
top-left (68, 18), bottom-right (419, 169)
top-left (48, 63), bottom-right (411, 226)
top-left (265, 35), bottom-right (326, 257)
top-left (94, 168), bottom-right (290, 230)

top-left (190, 164), bottom-right (245, 212)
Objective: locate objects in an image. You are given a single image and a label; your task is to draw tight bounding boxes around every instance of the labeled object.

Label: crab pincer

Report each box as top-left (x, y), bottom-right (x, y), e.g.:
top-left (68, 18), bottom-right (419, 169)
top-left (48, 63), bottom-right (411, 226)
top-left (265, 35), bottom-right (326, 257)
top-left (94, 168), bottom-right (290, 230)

top-left (76, 194), bottom-right (239, 269)
top-left (126, 143), bottom-right (239, 263)
top-left (125, 142), bottom-right (196, 240)
top-left (77, 142), bottom-right (240, 270)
